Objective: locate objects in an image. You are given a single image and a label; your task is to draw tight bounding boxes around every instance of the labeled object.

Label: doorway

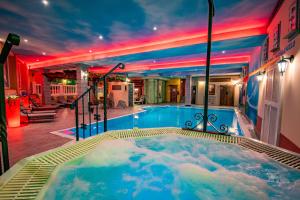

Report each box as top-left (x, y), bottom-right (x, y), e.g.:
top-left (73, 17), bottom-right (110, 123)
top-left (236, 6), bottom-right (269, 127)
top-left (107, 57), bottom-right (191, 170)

top-left (220, 85), bottom-right (234, 106)
top-left (191, 86), bottom-right (196, 104)
top-left (169, 85), bottom-right (178, 103)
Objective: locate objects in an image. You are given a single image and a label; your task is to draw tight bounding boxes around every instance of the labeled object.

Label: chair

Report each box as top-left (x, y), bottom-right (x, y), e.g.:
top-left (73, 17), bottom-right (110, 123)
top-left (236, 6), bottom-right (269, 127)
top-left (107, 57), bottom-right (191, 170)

top-left (134, 95), bottom-right (145, 104)
top-left (29, 96), bottom-right (59, 111)
top-left (21, 108), bottom-right (56, 123)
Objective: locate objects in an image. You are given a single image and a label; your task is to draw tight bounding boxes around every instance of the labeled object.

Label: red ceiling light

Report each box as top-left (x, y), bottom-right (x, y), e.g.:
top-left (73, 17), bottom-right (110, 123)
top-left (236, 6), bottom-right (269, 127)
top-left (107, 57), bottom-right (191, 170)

top-left (89, 54), bottom-right (249, 73)
top-left (26, 25), bottom-right (265, 69)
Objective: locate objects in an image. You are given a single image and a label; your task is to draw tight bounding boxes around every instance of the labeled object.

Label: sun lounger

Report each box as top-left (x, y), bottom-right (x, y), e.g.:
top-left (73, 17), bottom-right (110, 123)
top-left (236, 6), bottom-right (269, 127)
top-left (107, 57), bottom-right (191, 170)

top-left (31, 105), bottom-right (59, 111)
top-left (21, 109), bottom-right (56, 123)
top-left (29, 96), bottom-right (59, 111)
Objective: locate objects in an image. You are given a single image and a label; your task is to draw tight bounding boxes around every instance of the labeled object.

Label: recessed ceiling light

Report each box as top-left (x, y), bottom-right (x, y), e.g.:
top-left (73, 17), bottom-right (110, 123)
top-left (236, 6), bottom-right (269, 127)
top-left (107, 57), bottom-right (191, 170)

top-left (98, 35), bottom-right (103, 40)
top-left (222, 50), bottom-right (226, 54)
top-left (153, 26), bottom-right (158, 31)
top-left (42, 52), bottom-right (46, 55)
top-left (42, 0), bottom-right (49, 6)
top-left (89, 50), bottom-right (92, 53)
top-left (23, 39), bottom-right (28, 43)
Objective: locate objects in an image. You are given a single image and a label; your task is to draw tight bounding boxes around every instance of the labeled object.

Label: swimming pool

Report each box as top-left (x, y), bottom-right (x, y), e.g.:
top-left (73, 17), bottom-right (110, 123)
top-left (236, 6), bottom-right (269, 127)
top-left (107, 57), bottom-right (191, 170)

top-left (64, 106), bottom-right (243, 138)
top-left (43, 134), bottom-right (300, 199)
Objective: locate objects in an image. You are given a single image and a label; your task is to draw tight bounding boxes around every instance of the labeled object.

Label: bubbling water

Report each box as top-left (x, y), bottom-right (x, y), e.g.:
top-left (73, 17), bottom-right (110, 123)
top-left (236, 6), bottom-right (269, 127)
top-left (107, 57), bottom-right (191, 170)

top-left (44, 135), bottom-right (300, 200)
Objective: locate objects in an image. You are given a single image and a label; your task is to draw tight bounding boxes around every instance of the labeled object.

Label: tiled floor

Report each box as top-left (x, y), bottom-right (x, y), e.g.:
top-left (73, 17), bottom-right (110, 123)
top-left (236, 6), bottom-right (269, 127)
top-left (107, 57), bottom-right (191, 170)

top-left (5, 106), bottom-right (142, 166)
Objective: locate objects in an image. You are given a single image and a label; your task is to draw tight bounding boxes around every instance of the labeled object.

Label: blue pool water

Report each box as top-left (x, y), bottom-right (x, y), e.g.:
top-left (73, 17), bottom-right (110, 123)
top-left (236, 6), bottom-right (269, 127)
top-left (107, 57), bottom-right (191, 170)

top-left (65, 106), bottom-right (243, 138)
top-left (44, 135), bottom-right (300, 199)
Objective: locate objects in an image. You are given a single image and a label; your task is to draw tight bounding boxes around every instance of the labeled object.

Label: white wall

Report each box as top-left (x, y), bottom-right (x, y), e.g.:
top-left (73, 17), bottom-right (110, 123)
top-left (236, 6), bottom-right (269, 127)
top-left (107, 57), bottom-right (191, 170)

top-left (194, 78), bottom-right (240, 107)
top-left (280, 37), bottom-right (300, 147)
top-left (108, 82), bottom-right (129, 107)
top-left (257, 0), bottom-right (300, 148)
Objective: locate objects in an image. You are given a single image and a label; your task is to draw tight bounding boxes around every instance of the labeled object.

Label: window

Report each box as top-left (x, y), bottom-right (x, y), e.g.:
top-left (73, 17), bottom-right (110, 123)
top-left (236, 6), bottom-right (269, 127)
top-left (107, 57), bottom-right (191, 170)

top-left (112, 85), bottom-right (122, 90)
top-left (272, 23), bottom-right (281, 52)
top-left (262, 37), bottom-right (269, 63)
top-left (289, 2), bottom-right (297, 32)
top-left (285, 1), bottom-right (299, 40)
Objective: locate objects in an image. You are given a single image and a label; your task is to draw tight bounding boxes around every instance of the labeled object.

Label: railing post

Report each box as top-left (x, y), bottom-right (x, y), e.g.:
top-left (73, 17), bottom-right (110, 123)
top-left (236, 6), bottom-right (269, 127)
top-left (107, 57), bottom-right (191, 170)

top-left (75, 102), bottom-right (79, 141)
top-left (0, 33), bottom-right (20, 173)
top-left (103, 77), bottom-right (108, 132)
top-left (94, 83), bottom-right (99, 134)
top-left (82, 97), bottom-right (85, 139)
top-left (203, 0), bottom-right (214, 132)
top-left (88, 89), bottom-right (92, 137)
top-left (0, 61), bottom-right (9, 173)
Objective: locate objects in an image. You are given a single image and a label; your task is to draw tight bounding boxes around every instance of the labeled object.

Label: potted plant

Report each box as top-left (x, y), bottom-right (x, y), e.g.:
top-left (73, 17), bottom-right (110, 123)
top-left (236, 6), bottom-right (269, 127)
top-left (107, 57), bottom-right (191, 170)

top-left (5, 95), bottom-right (20, 127)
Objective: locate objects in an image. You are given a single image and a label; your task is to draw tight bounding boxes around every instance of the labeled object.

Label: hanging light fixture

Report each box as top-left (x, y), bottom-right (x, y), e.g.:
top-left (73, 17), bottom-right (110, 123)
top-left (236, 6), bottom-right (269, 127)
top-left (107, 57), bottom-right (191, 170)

top-left (277, 55), bottom-right (294, 76)
top-left (256, 71), bottom-right (265, 81)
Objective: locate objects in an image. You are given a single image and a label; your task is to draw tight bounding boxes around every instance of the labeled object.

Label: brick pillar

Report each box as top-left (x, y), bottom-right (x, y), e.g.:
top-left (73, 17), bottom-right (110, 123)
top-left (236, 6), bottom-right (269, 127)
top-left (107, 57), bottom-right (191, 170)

top-left (76, 66), bottom-right (89, 114)
top-left (42, 69), bottom-right (51, 105)
top-left (185, 75), bottom-right (192, 106)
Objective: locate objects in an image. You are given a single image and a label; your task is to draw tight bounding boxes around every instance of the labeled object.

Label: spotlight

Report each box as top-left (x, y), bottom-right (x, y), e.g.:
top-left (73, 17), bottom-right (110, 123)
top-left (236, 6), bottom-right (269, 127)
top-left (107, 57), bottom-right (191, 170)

top-left (153, 26), bottom-right (158, 31)
top-left (42, 0), bottom-right (49, 6)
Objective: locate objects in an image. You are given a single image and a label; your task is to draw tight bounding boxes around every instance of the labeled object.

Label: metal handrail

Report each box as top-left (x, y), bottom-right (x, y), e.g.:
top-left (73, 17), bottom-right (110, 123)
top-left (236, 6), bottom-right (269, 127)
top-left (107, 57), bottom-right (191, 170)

top-left (71, 63), bottom-right (125, 141)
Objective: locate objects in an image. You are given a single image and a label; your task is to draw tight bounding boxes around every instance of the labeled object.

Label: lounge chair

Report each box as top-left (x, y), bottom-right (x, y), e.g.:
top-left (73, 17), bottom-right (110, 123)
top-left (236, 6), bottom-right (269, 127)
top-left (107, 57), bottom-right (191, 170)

top-left (29, 96), bottom-right (59, 111)
top-left (21, 109), bottom-right (56, 123)
top-left (134, 95), bottom-right (145, 104)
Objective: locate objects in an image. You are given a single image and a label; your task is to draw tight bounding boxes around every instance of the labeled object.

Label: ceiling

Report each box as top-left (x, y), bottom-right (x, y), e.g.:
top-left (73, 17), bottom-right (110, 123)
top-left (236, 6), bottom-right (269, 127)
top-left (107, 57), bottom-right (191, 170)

top-left (0, 0), bottom-right (278, 76)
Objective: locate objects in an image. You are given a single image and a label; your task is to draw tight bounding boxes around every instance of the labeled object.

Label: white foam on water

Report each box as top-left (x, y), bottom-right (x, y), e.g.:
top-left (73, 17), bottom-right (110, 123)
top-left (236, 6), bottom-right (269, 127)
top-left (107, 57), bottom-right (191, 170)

top-left (176, 163), bottom-right (269, 200)
top-left (80, 139), bottom-right (135, 167)
top-left (44, 134), bottom-right (300, 200)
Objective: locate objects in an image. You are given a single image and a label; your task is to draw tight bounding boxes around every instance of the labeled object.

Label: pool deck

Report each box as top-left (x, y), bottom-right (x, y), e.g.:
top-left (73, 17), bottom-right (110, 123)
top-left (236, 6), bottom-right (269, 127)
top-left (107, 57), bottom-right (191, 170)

top-left (5, 106), bottom-right (143, 166)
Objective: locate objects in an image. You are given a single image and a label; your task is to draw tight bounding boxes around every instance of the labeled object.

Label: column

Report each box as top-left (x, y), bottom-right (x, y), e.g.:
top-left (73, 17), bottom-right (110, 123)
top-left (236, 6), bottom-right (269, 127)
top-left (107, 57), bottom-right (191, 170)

top-left (185, 75), bottom-right (192, 106)
top-left (42, 69), bottom-right (51, 105)
top-left (76, 66), bottom-right (89, 114)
